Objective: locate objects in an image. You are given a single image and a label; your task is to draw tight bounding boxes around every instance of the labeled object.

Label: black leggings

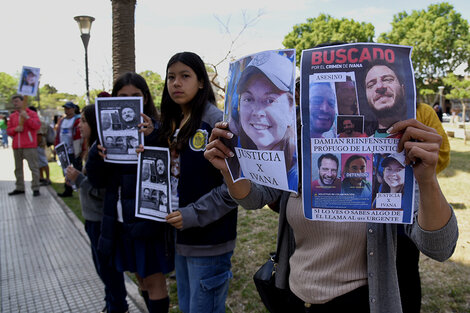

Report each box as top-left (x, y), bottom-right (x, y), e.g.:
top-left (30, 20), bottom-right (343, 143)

top-left (287, 285), bottom-right (370, 313)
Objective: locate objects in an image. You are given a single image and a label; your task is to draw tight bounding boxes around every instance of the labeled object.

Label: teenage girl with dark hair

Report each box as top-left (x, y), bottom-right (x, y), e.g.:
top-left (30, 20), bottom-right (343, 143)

top-left (152, 51), bottom-right (238, 313)
top-left (67, 104), bottom-right (129, 313)
top-left (86, 73), bottom-right (174, 313)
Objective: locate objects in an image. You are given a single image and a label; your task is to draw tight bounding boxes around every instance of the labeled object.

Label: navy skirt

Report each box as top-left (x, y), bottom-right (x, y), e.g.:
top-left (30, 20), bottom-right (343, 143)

top-left (114, 222), bottom-right (175, 278)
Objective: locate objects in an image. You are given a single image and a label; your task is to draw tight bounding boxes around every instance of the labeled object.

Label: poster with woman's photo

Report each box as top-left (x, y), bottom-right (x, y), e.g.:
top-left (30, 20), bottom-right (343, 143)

top-left (300, 43), bottom-right (415, 224)
top-left (95, 97), bottom-right (144, 163)
top-left (223, 49), bottom-right (298, 193)
top-left (135, 146), bottom-right (172, 222)
top-left (17, 66), bottom-right (40, 96)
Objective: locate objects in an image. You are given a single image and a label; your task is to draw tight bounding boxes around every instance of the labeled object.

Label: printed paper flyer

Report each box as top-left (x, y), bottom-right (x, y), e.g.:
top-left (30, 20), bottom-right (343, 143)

top-left (223, 49), bottom-right (299, 193)
top-left (300, 43), bottom-right (416, 224)
top-left (135, 147), bottom-right (172, 222)
top-left (95, 97), bottom-right (144, 164)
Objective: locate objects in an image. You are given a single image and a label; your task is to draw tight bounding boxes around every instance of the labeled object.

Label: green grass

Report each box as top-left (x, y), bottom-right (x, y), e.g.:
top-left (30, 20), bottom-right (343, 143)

top-left (419, 137), bottom-right (470, 312)
top-left (49, 162), bottom-right (83, 222)
top-left (49, 137), bottom-right (470, 313)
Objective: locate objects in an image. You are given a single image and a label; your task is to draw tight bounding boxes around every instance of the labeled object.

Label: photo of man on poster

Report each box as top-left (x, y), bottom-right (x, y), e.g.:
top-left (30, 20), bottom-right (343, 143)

top-left (341, 154), bottom-right (372, 198)
top-left (337, 116), bottom-right (367, 138)
top-left (309, 82), bottom-right (337, 138)
top-left (311, 153), bottom-right (341, 194)
top-left (363, 59), bottom-right (408, 136)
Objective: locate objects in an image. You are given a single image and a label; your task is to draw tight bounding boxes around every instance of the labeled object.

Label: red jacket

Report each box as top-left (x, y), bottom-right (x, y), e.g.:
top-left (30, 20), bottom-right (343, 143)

top-left (7, 108), bottom-right (41, 149)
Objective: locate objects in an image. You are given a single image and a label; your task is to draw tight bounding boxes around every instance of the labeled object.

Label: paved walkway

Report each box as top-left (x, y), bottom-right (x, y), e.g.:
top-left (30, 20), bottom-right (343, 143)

top-left (0, 146), bottom-right (146, 313)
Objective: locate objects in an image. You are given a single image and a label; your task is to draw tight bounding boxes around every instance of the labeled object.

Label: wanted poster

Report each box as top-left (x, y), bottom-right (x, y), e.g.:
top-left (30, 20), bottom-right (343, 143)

top-left (300, 43), bottom-right (416, 224)
top-left (55, 142), bottom-right (76, 190)
top-left (95, 97), bottom-right (143, 164)
top-left (135, 147), bottom-right (172, 222)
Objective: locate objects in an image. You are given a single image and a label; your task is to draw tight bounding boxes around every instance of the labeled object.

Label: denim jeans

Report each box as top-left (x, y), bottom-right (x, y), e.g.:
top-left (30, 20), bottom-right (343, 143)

top-left (85, 221), bottom-right (128, 313)
top-left (175, 251), bottom-right (233, 313)
top-left (1, 128), bottom-right (7, 146)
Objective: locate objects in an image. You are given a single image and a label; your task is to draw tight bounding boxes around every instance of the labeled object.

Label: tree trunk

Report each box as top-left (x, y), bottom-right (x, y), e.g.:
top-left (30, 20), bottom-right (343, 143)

top-left (112, 0), bottom-right (136, 82)
top-left (462, 99), bottom-right (467, 145)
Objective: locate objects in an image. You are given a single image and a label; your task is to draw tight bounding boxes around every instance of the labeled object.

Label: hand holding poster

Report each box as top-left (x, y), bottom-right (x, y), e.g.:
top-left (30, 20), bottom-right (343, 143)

top-left (55, 142), bottom-right (76, 190)
top-left (300, 43), bottom-right (416, 224)
top-left (223, 49), bottom-right (299, 193)
top-left (18, 66), bottom-right (40, 97)
top-left (95, 97), bottom-right (144, 164)
top-left (135, 147), bottom-right (172, 222)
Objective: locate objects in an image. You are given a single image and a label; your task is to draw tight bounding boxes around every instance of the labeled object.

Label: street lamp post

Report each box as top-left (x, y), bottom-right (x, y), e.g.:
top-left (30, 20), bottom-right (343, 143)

top-left (74, 15), bottom-right (95, 104)
top-left (438, 85), bottom-right (445, 111)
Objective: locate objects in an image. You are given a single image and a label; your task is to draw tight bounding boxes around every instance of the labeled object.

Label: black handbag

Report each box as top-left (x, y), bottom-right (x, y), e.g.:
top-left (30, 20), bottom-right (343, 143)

top-left (253, 252), bottom-right (289, 313)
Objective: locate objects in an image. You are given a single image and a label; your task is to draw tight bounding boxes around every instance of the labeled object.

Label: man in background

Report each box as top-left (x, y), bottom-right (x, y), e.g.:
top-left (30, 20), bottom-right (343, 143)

top-left (54, 101), bottom-right (83, 197)
top-left (7, 95), bottom-right (41, 196)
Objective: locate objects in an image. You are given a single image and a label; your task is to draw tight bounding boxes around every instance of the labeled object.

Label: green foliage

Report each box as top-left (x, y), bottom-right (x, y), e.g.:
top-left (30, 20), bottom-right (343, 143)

top-left (139, 70), bottom-right (164, 109)
top-left (443, 73), bottom-right (470, 100)
top-left (283, 14), bottom-right (375, 65)
top-left (378, 2), bottom-right (470, 92)
top-left (29, 90), bottom-right (80, 110)
top-left (0, 72), bottom-right (19, 105)
top-left (42, 84), bottom-right (58, 94)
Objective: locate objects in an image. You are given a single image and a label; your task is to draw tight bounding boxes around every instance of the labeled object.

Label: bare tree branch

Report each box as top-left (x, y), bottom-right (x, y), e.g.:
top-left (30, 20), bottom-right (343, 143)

top-left (208, 9), bottom-right (264, 92)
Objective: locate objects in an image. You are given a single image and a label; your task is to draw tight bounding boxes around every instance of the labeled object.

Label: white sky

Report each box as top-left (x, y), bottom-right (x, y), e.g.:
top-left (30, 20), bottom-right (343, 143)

top-left (1, 0), bottom-right (469, 96)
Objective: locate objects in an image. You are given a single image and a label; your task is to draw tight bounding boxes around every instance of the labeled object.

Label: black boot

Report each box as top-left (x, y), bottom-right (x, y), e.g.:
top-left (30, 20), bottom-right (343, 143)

top-left (140, 290), bottom-right (150, 308)
top-left (146, 297), bottom-right (169, 313)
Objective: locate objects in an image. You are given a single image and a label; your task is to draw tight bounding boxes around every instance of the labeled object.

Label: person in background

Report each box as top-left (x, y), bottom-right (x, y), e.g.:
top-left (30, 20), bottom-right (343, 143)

top-left (28, 106), bottom-right (51, 186)
top-left (0, 114), bottom-right (8, 148)
top-left (87, 72), bottom-right (173, 313)
top-left (393, 101), bottom-right (451, 313)
top-left (433, 103), bottom-right (443, 122)
top-left (7, 95), bottom-right (41, 197)
top-left (66, 104), bottom-right (129, 313)
top-left (55, 101), bottom-right (84, 197)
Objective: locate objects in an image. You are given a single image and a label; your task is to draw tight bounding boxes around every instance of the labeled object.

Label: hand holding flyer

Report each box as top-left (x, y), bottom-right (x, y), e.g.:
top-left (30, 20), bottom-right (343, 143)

top-left (135, 146), bottom-right (173, 222)
top-left (95, 97), bottom-right (144, 164)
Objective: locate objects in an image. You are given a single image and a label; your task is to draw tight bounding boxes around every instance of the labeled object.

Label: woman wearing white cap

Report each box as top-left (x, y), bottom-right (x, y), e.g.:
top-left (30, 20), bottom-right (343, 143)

top-left (381, 152), bottom-right (406, 194)
top-left (233, 50), bottom-right (298, 190)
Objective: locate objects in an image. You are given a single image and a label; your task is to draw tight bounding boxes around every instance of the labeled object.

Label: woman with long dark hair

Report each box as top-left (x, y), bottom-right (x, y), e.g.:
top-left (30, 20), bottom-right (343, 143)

top-left (154, 52), bottom-right (238, 313)
top-left (86, 73), bottom-right (174, 313)
top-left (66, 104), bottom-right (128, 313)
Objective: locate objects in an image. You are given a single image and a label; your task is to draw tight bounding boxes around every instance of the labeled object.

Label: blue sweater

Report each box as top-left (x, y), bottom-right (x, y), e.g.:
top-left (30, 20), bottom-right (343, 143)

top-left (86, 126), bottom-right (174, 260)
top-left (175, 103), bottom-right (238, 257)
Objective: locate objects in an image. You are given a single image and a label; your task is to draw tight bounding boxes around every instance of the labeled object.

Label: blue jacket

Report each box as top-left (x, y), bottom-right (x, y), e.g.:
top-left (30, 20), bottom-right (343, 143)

top-left (86, 126), bottom-right (174, 260)
top-left (175, 103), bottom-right (238, 257)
